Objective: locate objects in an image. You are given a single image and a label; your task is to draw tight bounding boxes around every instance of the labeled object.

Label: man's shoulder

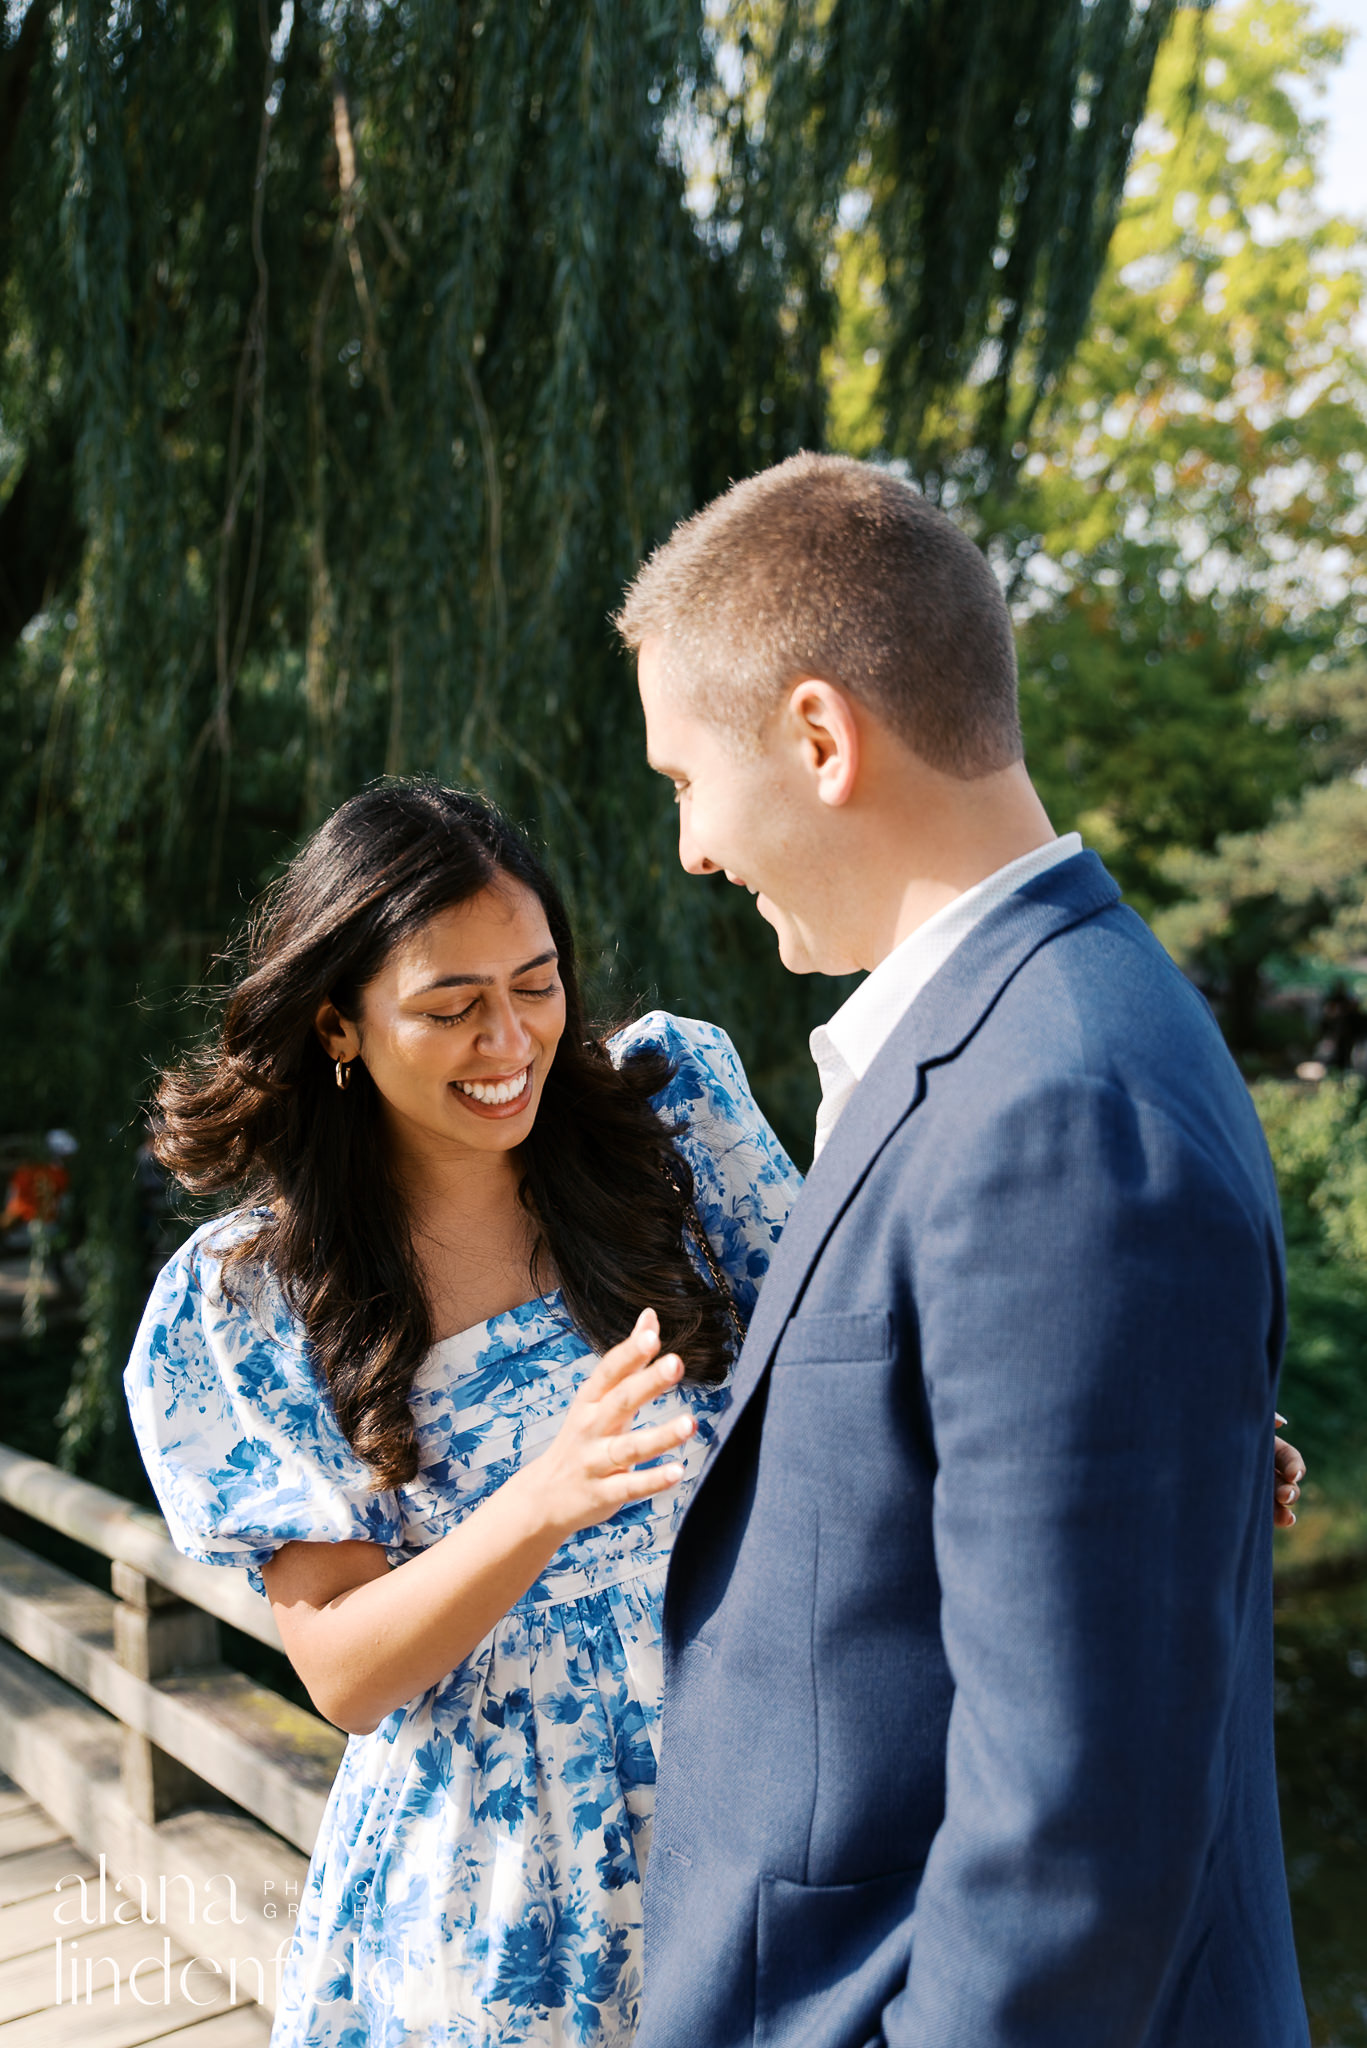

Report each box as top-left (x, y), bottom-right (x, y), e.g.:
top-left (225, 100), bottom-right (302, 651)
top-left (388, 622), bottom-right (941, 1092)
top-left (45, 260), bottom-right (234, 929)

top-left (885, 900), bottom-right (1277, 1219)
top-left (842, 889), bottom-right (1256, 1158)
top-left (997, 899), bottom-right (1246, 1109)
top-left (992, 897), bottom-right (1220, 1068)
top-left (855, 858), bottom-right (1213, 1110)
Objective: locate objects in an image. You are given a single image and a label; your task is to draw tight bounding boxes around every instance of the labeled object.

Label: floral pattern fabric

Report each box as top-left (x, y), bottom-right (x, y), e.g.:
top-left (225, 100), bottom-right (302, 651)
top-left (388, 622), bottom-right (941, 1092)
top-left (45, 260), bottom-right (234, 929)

top-left (124, 1012), bottom-right (801, 2048)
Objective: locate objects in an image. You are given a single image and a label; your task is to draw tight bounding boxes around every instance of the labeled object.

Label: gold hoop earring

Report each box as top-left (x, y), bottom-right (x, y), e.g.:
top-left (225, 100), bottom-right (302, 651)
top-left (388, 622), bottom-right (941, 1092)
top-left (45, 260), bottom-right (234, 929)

top-left (335, 1058), bottom-right (353, 1091)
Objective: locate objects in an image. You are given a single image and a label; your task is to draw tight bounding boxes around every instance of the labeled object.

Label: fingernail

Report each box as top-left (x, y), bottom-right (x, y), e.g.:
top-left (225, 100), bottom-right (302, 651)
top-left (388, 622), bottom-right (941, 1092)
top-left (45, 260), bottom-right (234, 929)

top-left (1275, 1414), bottom-right (1288, 1427)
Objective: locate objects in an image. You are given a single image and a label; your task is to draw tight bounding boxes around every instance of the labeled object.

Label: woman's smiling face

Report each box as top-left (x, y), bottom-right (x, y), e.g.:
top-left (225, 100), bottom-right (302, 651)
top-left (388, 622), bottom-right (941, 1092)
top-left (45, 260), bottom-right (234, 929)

top-left (315, 878), bottom-right (567, 1167)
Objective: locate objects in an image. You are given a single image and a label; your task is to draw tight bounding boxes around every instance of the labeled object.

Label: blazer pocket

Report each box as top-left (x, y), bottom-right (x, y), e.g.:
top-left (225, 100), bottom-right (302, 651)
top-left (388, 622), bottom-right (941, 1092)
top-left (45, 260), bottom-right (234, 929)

top-left (755, 1868), bottom-right (917, 2048)
top-left (774, 1309), bottom-right (892, 1368)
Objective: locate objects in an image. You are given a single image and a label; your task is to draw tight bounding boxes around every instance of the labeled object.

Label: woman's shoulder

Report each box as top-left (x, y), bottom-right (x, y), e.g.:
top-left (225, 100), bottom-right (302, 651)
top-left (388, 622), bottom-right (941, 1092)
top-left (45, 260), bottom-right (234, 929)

top-left (128, 1205), bottom-right (301, 1384)
top-left (610, 1012), bottom-right (800, 1306)
top-left (156, 1205), bottom-right (266, 1285)
top-left (608, 1008), bottom-right (800, 1190)
top-left (124, 1211), bottom-right (399, 1589)
top-left (606, 1009), bottom-right (754, 1124)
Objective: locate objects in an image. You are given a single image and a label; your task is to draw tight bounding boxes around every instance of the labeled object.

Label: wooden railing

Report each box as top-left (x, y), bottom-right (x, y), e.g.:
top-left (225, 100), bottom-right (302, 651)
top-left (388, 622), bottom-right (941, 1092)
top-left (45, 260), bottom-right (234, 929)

top-left (0, 1443), bottom-right (343, 2012)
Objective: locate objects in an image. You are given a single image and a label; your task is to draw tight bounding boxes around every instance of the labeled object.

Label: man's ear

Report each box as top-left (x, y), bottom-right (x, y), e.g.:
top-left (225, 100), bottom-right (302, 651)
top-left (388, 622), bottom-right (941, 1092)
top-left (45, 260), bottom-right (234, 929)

top-left (314, 999), bottom-right (361, 1063)
top-left (785, 678), bottom-right (860, 808)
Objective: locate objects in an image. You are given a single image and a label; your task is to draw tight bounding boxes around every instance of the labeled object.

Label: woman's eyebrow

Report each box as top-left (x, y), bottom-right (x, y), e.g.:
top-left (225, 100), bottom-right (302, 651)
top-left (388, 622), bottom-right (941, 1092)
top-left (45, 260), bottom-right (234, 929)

top-left (413, 949), bottom-right (559, 995)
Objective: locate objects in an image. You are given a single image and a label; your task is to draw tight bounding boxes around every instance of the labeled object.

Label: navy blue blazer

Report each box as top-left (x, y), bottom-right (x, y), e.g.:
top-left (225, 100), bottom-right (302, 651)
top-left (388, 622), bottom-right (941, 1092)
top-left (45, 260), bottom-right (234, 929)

top-left (638, 852), bottom-right (1307, 2048)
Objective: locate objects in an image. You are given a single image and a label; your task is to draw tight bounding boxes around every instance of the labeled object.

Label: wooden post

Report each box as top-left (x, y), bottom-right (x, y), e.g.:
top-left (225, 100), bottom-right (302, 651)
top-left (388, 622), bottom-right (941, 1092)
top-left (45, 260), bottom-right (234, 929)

top-left (112, 1561), bottom-right (223, 1822)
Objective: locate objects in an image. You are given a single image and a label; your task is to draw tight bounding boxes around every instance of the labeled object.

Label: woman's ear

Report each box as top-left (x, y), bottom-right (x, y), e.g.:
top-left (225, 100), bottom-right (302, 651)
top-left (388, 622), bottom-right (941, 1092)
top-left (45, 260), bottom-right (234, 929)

top-left (314, 999), bottom-right (361, 1064)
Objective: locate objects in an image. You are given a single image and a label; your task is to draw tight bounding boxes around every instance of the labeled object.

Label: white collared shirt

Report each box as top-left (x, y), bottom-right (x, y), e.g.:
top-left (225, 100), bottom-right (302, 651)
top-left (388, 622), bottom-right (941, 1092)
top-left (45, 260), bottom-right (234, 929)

top-left (809, 834), bottom-right (1084, 1158)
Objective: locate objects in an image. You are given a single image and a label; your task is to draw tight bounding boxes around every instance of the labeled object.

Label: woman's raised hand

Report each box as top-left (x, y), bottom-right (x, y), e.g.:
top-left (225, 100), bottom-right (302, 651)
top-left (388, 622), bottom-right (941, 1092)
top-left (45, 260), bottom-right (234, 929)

top-left (261, 1307), bottom-right (694, 1736)
top-left (522, 1308), bottom-right (695, 1544)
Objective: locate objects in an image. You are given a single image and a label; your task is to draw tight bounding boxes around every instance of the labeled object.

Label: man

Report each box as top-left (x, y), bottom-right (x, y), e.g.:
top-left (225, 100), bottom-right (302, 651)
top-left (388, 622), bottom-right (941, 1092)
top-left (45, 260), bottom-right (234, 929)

top-left (616, 453), bottom-right (1308, 2046)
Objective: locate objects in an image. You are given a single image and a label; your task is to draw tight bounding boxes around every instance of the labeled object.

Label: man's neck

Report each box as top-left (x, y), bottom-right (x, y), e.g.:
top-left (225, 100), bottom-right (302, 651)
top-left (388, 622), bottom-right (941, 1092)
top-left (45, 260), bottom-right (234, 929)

top-left (859, 765), bottom-right (1060, 968)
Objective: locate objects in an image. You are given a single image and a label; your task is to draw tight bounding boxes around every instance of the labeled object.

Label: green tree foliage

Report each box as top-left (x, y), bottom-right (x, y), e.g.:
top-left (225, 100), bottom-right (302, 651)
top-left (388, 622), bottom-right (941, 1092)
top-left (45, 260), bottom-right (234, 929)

top-left (1007, 6), bottom-right (1367, 1548)
top-left (1012, 0), bottom-right (1367, 937)
top-left (1155, 665), bottom-right (1367, 993)
top-left (736, 0), bottom-right (1176, 486)
top-left (0, 0), bottom-right (1186, 1478)
top-left (1252, 1077), bottom-right (1367, 1543)
top-left (830, 0), bottom-right (1367, 967)
top-left (2, 0), bottom-right (747, 1475)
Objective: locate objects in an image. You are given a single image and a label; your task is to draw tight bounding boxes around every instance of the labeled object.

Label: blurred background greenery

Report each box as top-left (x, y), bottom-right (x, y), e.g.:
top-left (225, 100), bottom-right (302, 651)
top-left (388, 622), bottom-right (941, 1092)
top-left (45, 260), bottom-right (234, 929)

top-left (3, 0), bottom-right (1367, 2032)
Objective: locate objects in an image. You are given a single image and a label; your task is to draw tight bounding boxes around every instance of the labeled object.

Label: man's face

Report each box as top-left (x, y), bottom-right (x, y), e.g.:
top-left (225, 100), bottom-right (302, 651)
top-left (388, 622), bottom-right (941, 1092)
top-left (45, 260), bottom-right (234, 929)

top-left (638, 636), bottom-right (857, 975)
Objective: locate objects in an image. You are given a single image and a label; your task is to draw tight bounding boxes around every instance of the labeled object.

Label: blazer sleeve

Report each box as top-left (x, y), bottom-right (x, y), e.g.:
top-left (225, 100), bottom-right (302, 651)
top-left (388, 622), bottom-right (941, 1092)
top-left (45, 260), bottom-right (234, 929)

top-left (881, 1076), bottom-right (1283, 2045)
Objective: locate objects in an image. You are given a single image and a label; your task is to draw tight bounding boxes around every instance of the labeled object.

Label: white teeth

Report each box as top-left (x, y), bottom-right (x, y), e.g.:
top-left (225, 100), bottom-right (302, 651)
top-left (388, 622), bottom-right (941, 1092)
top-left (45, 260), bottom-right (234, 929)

top-left (455, 1069), bottom-right (529, 1106)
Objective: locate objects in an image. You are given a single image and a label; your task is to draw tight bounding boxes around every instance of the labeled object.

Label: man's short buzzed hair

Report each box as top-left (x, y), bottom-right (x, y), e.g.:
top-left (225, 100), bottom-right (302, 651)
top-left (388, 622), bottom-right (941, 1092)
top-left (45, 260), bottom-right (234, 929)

top-left (615, 451), bottom-right (1023, 778)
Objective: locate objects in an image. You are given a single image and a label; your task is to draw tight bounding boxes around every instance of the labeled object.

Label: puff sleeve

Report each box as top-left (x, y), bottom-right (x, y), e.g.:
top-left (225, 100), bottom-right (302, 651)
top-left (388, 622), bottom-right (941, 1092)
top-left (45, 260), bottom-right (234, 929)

top-left (607, 1009), bottom-right (803, 1326)
top-left (123, 1214), bottom-right (404, 1598)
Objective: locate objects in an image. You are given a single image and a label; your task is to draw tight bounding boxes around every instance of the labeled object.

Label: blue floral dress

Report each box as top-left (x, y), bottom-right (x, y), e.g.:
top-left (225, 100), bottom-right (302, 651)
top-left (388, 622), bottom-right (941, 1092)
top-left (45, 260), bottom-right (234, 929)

top-left (124, 1012), bottom-right (800, 2048)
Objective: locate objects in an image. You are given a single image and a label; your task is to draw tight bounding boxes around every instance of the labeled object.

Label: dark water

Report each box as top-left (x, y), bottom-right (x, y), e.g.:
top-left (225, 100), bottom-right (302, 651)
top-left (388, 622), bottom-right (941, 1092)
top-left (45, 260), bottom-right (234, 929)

top-left (1277, 1578), bottom-right (1367, 2042)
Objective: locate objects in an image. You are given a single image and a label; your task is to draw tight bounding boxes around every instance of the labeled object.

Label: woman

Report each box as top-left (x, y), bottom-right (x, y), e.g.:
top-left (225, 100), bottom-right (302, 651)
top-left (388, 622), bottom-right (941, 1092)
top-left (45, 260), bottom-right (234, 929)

top-left (125, 779), bottom-right (1305, 2048)
top-left (125, 780), bottom-right (800, 2048)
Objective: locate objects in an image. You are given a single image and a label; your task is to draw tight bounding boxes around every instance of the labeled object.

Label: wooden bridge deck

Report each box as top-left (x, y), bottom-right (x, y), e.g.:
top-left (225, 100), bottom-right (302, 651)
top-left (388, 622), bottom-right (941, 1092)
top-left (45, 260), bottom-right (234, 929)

top-left (0, 1776), bottom-right (270, 2048)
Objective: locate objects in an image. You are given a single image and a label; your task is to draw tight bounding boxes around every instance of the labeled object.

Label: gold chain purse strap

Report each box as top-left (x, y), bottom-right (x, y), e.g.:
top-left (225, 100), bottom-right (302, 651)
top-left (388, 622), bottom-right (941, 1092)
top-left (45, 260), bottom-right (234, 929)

top-left (660, 1157), bottom-right (748, 1349)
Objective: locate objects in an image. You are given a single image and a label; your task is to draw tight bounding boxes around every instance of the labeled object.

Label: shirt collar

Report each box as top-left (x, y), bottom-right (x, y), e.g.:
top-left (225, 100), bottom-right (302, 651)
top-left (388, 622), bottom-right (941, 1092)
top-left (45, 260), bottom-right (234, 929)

top-left (809, 834), bottom-right (1083, 1153)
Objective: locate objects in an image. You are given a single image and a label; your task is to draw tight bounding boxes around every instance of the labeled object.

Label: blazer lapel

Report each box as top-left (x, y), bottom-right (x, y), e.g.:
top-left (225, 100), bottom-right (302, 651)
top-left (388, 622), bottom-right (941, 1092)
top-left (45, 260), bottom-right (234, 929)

top-left (704, 851), bottom-right (1122, 1465)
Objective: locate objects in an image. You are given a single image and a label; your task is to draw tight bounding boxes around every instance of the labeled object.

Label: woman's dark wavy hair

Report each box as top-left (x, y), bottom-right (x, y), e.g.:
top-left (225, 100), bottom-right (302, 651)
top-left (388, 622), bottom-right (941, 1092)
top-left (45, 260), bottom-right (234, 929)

top-left (153, 780), bottom-right (737, 1490)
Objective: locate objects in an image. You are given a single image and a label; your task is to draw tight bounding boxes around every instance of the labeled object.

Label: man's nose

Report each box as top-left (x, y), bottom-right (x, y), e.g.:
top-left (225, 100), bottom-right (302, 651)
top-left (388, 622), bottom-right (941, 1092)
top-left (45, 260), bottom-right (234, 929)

top-left (677, 817), bottom-right (719, 877)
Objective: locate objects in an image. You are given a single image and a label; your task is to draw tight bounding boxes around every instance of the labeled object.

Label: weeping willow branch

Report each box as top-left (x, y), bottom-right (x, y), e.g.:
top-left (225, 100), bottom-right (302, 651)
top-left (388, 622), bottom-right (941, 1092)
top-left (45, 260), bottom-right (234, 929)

top-left (332, 75), bottom-right (396, 429)
top-left (331, 71), bottom-right (407, 771)
top-left (457, 349), bottom-right (507, 771)
top-left (304, 224), bottom-right (345, 822)
top-left (209, 0), bottom-right (278, 905)
top-left (0, 644), bottom-right (76, 968)
top-left (752, 0), bottom-right (1188, 483)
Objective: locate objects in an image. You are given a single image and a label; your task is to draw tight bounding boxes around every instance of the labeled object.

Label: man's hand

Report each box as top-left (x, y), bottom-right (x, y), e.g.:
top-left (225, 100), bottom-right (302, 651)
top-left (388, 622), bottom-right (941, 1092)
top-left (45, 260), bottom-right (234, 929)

top-left (1274, 1415), bottom-right (1305, 1529)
